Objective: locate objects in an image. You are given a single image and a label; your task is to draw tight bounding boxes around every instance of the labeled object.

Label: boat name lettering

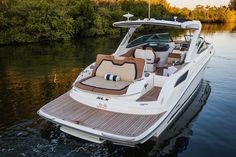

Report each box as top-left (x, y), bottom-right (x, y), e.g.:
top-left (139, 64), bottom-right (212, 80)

top-left (96, 96), bottom-right (109, 101)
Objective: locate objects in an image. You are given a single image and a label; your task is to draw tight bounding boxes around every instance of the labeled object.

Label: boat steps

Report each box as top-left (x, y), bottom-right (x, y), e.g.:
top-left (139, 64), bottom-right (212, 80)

top-left (136, 87), bottom-right (162, 102)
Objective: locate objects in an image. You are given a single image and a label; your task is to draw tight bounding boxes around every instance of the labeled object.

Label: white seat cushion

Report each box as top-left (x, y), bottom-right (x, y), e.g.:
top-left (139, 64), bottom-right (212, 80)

top-left (134, 49), bottom-right (155, 63)
top-left (155, 45), bottom-right (175, 67)
top-left (134, 49), bottom-right (156, 72)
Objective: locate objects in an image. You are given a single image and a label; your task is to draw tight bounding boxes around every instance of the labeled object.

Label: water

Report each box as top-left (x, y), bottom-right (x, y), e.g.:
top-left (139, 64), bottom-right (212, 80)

top-left (0, 24), bottom-right (236, 157)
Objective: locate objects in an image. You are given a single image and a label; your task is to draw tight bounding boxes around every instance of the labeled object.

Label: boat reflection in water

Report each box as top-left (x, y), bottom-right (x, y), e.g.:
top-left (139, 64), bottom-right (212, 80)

top-left (121, 80), bottom-right (211, 157)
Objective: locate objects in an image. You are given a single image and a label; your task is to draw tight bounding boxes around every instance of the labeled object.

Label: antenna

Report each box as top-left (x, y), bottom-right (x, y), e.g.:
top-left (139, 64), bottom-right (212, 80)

top-left (148, 0), bottom-right (151, 20)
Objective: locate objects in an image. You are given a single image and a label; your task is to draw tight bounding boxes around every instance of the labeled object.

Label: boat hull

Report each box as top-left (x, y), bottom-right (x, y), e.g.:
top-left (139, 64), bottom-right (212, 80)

top-left (38, 59), bottom-right (209, 146)
top-left (38, 45), bottom-right (214, 146)
top-left (153, 59), bottom-right (210, 139)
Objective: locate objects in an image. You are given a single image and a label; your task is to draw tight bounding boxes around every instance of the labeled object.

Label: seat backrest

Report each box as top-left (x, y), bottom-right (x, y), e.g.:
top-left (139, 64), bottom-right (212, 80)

top-left (168, 52), bottom-right (186, 64)
top-left (134, 49), bottom-right (155, 63)
top-left (93, 54), bottom-right (145, 82)
top-left (168, 53), bottom-right (180, 64)
top-left (134, 49), bottom-right (156, 72)
top-left (155, 43), bottom-right (175, 67)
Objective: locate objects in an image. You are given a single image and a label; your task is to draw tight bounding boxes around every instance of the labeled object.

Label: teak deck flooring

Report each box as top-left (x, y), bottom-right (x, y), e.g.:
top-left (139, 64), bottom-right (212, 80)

top-left (136, 87), bottom-right (162, 102)
top-left (41, 92), bottom-right (165, 137)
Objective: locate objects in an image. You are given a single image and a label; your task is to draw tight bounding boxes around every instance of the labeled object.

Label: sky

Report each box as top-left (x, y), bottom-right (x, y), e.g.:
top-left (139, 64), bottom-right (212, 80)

top-left (167, 0), bottom-right (231, 9)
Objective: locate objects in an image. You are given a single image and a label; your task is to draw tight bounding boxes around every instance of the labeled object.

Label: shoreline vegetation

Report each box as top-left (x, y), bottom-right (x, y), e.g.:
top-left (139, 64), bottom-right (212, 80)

top-left (0, 0), bottom-right (235, 45)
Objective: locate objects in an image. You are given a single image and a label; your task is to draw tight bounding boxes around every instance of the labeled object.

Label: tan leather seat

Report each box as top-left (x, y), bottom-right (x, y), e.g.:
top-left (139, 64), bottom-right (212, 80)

top-left (74, 54), bottom-right (145, 95)
top-left (167, 52), bottom-right (186, 65)
top-left (93, 54), bottom-right (145, 81)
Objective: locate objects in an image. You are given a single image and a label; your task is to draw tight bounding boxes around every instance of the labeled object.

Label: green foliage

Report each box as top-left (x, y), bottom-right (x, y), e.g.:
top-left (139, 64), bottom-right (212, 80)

top-left (173, 5), bottom-right (236, 23)
top-left (119, 0), bottom-right (170, 19)
top-left (229, 0), bottom-right (236, 10)
top-left (68, 0), bottom-right (96, 37)
top-left (0, 0), bottom-right (74, 44)
top-left (0, 0), bottom-right (235, 45)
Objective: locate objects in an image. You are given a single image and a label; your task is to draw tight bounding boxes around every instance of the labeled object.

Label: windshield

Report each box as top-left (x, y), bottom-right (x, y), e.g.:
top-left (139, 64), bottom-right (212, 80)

top-left (127, 33), bottom-right (173, 48)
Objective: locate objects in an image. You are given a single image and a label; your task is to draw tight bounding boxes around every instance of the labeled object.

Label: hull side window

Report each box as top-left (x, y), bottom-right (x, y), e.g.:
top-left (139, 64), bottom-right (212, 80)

top-left (175, 71), bottom-right (189, 87)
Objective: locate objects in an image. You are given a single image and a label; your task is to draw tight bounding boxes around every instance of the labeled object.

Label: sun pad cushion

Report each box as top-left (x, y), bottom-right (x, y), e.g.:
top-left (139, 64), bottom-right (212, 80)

top-left (74, 54), bottom-right (145, 95)
top-left (81, 76), bottom-right (130, 90)
top-left (74, 76), bottom-right (131, 95)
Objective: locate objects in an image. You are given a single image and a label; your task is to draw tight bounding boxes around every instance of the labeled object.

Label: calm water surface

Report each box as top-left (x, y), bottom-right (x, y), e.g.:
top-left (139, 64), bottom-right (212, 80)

top-left (0, 24), bottom-right (236, 157)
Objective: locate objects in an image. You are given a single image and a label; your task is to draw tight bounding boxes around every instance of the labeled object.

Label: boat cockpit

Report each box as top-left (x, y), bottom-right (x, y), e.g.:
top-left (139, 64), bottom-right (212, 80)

top-left (72, 19), bottom-right (208, 98)
top-left (122, 32), bottom-right (190, 74)
top-left (73, 32), bottom-right (194, 96)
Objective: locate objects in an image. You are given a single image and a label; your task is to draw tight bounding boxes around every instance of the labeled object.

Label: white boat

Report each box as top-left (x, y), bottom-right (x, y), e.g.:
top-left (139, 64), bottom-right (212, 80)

top-left (38, 16), bottom-right (215, 147)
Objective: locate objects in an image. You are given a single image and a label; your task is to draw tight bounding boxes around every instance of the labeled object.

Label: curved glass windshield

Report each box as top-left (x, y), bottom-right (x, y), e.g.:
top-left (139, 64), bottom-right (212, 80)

top-left (127, 33), bottom-right (173, 48)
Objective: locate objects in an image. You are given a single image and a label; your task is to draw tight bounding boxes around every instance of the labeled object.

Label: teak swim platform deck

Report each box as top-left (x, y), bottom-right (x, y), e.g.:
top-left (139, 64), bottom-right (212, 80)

top-left (41, 92), bottom-right (165, 137)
